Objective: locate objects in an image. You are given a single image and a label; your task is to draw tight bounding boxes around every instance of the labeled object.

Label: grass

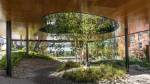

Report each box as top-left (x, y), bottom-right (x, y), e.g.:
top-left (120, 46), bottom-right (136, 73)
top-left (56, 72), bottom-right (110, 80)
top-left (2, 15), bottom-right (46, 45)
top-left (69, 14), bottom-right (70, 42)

top-left (63, 64), bottom-right (126, 83)
top-left (57, 61), bottom-right (80, 72)
top-left (0, 51), bottom-right (56, 70)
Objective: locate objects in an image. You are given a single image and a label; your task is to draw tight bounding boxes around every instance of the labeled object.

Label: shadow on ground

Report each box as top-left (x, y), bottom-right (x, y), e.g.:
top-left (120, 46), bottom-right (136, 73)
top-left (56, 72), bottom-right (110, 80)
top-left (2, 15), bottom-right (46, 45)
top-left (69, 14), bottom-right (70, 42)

top-left (32, 64), bottom-right (88, 84)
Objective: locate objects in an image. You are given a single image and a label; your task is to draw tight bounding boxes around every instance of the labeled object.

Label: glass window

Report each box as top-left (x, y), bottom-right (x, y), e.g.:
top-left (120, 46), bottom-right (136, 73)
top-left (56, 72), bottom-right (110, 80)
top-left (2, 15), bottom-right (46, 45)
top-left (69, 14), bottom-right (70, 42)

top-left (130, 34), bottom-right (135, 47)
top-left (130, 34), bottom-right (134, 43)
top-left (138, 32), bottom-right (142, 41)
top-left (138, 42), bottom-right (142, 49)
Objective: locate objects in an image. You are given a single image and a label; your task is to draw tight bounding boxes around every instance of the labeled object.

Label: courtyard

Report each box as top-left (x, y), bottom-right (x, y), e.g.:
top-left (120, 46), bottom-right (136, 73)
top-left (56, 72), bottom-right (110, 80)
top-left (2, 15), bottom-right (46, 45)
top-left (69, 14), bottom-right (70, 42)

top-left (0, 0), bottom-right (150, 84)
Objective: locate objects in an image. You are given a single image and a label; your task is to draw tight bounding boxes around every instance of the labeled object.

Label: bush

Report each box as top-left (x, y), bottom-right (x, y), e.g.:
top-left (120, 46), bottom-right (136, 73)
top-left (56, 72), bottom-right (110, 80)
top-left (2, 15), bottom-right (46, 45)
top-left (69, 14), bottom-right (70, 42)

top-left (0, 51), bottom-right (56, 70)
top-left (28, 51), bottom-right (54, 61)
top-left (129, 55), bottom-right (150, 68)
top-left (0, 51), bottom-right (25, 69)
top-left (57, 61), bottom-right (80, 71)
top-left (63, 64), bottom-right (125, 83)
top-left (91, 60), bottom-right (125, 67)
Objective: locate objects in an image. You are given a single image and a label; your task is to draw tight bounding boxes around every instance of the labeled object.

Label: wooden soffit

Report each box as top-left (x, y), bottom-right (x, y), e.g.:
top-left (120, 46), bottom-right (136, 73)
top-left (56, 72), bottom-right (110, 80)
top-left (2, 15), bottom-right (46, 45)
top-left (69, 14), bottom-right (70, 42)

top-left (0, 0), bottom-right (150, 23)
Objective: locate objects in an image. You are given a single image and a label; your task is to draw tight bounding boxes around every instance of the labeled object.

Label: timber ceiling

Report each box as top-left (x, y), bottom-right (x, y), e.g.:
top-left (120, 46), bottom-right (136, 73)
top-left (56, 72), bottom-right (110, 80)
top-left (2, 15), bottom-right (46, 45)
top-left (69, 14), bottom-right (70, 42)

top-left (1, 0), bottom-right (149, 23)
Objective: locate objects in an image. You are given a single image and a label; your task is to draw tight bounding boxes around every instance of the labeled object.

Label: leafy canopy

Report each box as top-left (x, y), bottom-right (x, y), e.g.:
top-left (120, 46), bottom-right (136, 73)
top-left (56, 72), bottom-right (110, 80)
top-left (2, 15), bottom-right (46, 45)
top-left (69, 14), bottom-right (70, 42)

top-left (40, 12), bottom-right (118, 35)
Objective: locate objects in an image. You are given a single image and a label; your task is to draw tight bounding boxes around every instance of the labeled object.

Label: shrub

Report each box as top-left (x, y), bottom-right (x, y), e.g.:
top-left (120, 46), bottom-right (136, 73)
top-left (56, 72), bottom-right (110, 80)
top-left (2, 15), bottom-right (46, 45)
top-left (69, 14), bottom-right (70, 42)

top-left (57, 61), bottom-right (80, 71)
top-left (0, 51), bottom-right (56, 70)
top-left (0, 51), bottom-right (25, 69)
top-left (28, 51), bottom-right (54, 61)
top-left (63, 64), bottom-right (125, 83)
top-left (129, 55), bottom-right (150, 68)
top-left (91, 60), bottom-right (125, 67)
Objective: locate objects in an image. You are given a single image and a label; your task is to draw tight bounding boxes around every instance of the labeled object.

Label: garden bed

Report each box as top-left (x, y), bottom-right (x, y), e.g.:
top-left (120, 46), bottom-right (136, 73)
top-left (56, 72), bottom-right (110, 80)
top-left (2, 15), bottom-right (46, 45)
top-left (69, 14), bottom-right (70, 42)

top-left (57, 61), bottom-right (80, 72)
top-left (50, 64), bottom-right (126, 84)
top-left (0, 51), bottom-right (56, 70)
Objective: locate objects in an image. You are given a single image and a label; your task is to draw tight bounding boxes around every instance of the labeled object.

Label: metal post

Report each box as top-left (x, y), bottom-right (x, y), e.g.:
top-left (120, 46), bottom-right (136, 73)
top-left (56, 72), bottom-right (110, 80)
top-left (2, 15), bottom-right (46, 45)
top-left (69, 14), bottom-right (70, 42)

top-left (148, 10), bottom-right (150, 62)
top-left (26, 25), bottom-right (29, 55)
top-left (124, 16), bottom-right (129, 72)
top-left (148, 10), bottom-right (150, 46)
top-left (86, 43), bottom-right (89, 66)
top-left (6, 21), bottom-right (12, 77)
top-left (146, 9), bottom-right (150, 62)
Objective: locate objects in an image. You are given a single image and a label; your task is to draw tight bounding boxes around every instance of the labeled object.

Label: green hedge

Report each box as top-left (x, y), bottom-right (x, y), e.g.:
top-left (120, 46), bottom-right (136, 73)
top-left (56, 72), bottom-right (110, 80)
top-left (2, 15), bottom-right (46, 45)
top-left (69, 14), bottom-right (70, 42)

top-left (63, 64), bottom-right (125, 83)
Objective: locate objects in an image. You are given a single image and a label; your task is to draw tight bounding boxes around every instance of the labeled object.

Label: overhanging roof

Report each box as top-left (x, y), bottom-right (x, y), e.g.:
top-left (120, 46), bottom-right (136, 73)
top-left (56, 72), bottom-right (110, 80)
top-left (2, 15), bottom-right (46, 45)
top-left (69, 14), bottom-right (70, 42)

top-left (1, 0), bottom-right (150, 23)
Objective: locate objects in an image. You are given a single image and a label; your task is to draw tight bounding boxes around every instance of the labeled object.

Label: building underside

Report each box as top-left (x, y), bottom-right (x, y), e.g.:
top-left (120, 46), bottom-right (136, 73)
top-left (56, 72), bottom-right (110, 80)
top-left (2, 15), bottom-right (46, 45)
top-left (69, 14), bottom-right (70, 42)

top-left (0, 0), bottom-right (149, 76)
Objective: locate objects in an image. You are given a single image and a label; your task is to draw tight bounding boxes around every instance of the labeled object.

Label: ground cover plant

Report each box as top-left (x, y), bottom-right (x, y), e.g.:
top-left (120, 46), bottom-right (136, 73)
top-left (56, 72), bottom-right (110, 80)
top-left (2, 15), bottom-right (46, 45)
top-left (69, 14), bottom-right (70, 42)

top-left (0, 51), bottom-right (56, 70)
top-left (63, 64), bottom-right (126, 83)
top-left (57, 61), bottom-right (80, 71)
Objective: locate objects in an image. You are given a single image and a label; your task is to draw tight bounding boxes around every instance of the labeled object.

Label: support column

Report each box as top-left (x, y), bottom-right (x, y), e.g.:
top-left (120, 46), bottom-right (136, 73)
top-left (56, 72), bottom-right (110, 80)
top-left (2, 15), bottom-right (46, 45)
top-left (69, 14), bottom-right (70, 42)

top-left (6, 21), bottom-right (12, 77)
top-left (124, 16), bottom-right (129, 72)
top-left (86, 43), bottom-right (89, 66)
top-left (26, 25), bottom-right (29, 55)
top-left (148, 9), bottom-right (150, 47)
top-left (145, 9), bottom-right (150, 62)
top-left (148, 9), bottom-right (150, 62)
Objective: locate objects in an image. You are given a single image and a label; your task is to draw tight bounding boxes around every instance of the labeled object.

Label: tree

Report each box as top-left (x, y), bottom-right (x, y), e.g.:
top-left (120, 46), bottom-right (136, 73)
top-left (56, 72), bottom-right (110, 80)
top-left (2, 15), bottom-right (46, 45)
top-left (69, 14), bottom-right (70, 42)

top-left (40, 12), bottom-right (118, 64)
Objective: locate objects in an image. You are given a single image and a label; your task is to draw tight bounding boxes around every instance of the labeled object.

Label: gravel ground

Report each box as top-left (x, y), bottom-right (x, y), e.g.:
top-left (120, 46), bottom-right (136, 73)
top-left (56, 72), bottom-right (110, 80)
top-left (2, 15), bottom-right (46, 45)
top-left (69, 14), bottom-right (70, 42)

top-left (126, 65), bottom-right (150, 84)
top-left (0, 58), bottom-right (88, 84)
top-left (0, 58), bottom-right (150, 84)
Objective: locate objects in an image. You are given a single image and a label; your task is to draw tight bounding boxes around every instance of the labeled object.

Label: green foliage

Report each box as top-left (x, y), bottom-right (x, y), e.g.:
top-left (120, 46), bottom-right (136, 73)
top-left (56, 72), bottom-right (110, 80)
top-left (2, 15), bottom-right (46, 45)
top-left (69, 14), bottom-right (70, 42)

top-left (63, 64), bottom-right (125, 83)
top-left (57, 61), bottom-right (80, 71)
top-left (89, 38), bottom-right (118, 59)
top-left (96, 19), bottom-right (117, 34)
top-left (28, 51), bottom-right (54, 61)
top-left (40, 12), bottom-right (118, 45)
top-left (41, 13), bottom-right (118, 34)
top-left (41, 13), bottom-right (83, 34)
top-left (91, 60), bottom-right (125, 67)
top-left (0, 51), bottom-right (56, 70)
top-left (0, 51), bottom-right (25, 69)
top-left (40, 12), bottom-right (118, 61)
top-left (129, 55), bottom-right (150, 68)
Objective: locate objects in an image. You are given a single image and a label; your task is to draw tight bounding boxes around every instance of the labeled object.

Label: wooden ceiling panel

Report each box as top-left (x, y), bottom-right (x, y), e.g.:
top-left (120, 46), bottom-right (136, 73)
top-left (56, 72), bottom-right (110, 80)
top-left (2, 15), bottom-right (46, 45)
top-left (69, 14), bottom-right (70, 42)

top-left (87, 0), bottom-right (130, 8)
top-left (0, 0), bottom-right (149, 23)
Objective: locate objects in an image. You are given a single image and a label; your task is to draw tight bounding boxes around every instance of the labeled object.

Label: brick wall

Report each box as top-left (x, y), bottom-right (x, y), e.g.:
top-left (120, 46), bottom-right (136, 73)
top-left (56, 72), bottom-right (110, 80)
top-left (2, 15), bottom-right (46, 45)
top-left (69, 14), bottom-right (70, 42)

top-left (115, 10), bottom-right (150, 58)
